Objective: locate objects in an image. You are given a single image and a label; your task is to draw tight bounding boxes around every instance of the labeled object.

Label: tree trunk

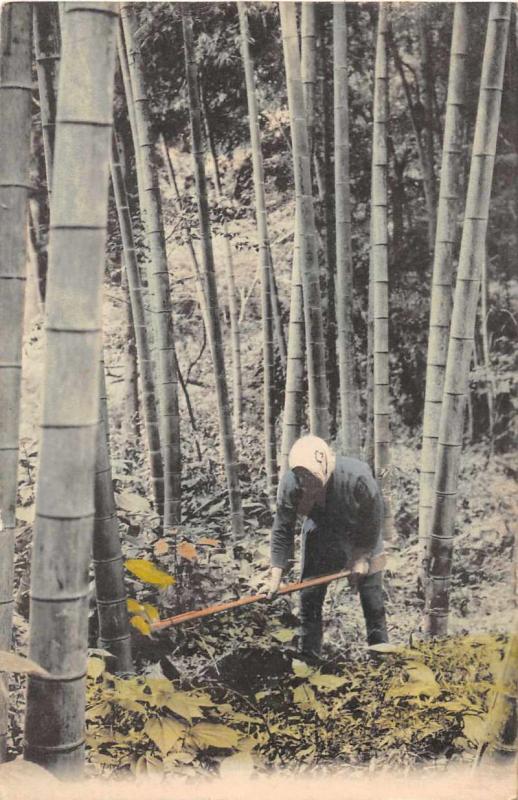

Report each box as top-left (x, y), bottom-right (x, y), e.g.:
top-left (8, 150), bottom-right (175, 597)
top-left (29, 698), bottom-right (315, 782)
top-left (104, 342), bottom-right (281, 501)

top-left (110, 133), bottom-right (164, 520)
top-left (418, 4), bottom-right (469, 591)
top-left (121, 5), bottom-right (182, 532)
top-left (200, 93), bottom-right (244, 431)
top-left (334, 2), bottom-right (360, 457)
top-left (371, 4), bottom-right (394, 540)
top-left (424, 3), bottom-right (510, 636)
top-left (238, 2), bottom-right (278, 504)
top-left (93, 360), bottom-right (133, 673)
top-left (280, 2), bottom-right (329, 441)
top-left (182, 8), bottom-right (244, 543)
top-left (24, 3), bottom-right (118, 776)
top-left (0, 1), bottom-right (32, 764)
top-left (480, 249), bottom-right (495, 454)
top-left (280, 209), bottom-right (305, 471)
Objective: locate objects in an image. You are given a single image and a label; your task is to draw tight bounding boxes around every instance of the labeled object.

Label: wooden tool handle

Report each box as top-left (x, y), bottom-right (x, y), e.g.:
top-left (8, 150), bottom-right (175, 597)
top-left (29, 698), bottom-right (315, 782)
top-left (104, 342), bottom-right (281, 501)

top-left (150, 568), bottom-right (351, 632)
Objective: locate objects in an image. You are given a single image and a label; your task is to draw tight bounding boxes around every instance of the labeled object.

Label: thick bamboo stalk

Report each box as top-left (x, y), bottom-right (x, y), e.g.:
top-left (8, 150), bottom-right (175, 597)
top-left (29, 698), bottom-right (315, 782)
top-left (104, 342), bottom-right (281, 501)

top-left (201, 97), bottom-right (244, 431)
top-left (93, 361), bottom-right (133, 673)
top-left (476, 610), bottom-right (518, 764)
top-left (110, 133), bottom-right (164, 517)
top-left (280, 208), bottom-right (305, 472)
top-left (0, 1), bottom-right (32, 763)
top-left (318, 9), bottom-right (338, 436)
top-left (301, 2), bottom-right (316, 158)
top-left (33, 2), bottom-right (60, 196)
top-left (424, 3), bottom-right (510, 636)
top-left (280, 2), bottom-right (329, 440)
top-left (238, 2), bottom-right (278, 503)
top-left (334, 2), bottom-right (360, 458)
top-left (266, 243), bottom-right (287, 369)
top-left (121, 4), bottom-right (182, 531)
top-left (121, 270), bottom-right (139, 442)
top-left (182, 8), bottom-right (244, 542)
top-left (371, 4), bottom-right (394, 539)
top-left (24, 3), bottom-right (118, 776)
top-left (418, 5), bottom-right (468, 588)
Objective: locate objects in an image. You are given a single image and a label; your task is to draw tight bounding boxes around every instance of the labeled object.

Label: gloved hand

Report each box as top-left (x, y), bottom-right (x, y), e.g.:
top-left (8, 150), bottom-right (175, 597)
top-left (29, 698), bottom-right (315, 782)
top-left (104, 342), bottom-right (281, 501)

top-left (266, 566), bottom-right (283, 600)
top-left (348, 557), bottom-right (370, 593)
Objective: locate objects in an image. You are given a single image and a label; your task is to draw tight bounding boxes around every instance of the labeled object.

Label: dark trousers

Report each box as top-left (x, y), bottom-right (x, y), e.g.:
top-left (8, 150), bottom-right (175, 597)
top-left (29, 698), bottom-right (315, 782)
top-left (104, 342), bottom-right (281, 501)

top-left (299, 521), bottom-right (388, 655)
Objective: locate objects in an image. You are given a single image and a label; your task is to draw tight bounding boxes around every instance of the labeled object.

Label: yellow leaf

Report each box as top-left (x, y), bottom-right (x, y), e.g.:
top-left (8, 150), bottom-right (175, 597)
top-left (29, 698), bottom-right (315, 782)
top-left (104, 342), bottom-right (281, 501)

top-left (199, 537), bottom-right (219, 547)
top-left (125, 559), bottom-right (175, 587)
top-left (142, 603), bottom-right (160, 622)
top-left (462, 713), bottom-right (486, 747)
top-left (178, 542), bottom-right (197, 562)
top-left (154, 538), bottom-right (170, 556)
top-left (190, 722), bottom-right (240, 750)
top-left (292, 659), bottom-right (314, 678)
top-left (130, 615), bottom-right (151, 636)
top-left (116, 491), bottom-right (151, 514)
top-left (162, 691), bottom-right (204, 722)
top-left (127, 598), bottom-right (143, 613)
top-left (271, 628), bottom-right (296, 643)
top-left (144, 717), bottom-right (187, 755)
top-left (309, 672), bottom-right (348, 692)
top-left (219, 751), bottom-right (255, 778)
top-left (87, 656), bottom-right (105, 680)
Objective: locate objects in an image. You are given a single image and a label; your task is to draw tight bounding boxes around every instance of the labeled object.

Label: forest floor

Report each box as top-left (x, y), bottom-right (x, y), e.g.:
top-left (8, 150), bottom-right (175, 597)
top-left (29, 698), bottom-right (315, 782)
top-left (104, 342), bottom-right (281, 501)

top-left (5, 163), bottom-right (517, 798)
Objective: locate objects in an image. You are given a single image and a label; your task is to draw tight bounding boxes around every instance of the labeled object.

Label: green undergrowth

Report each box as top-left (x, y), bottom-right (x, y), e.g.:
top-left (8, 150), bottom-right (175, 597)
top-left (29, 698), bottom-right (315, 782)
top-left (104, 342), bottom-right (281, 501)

top-left (85, 631), bottom-right (506, 777)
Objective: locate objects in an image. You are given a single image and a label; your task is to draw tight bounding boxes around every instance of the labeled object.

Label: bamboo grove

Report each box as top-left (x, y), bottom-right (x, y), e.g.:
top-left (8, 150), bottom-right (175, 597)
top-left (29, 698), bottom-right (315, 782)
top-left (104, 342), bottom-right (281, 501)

top-left (0, 0), bottom-right (516, 781)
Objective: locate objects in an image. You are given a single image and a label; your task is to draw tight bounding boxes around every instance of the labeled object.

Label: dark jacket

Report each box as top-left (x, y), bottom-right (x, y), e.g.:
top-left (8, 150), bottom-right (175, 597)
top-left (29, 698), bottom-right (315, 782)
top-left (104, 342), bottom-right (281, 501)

top-left (271, 456), bottom-right (385, 572)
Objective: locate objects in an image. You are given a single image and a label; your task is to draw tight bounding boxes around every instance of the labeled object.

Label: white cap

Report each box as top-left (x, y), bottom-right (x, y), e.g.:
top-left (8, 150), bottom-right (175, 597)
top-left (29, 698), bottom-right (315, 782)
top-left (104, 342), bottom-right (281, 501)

top-left (288, 435), bottom-right (336, 485)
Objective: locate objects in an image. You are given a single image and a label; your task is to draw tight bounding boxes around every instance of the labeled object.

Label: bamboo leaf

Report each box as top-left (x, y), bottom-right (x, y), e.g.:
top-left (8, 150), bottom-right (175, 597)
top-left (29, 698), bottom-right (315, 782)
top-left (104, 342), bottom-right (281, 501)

top-left (0, 650), bottom-right (48, 676)
top-left (153, 538), bottom-right (170, 556)
top-left (142, 603), bottom-right (160, 622)
top-left (219, 751), bottom-right (255, 777)
top-left (144, 717), bottom-right (187, 755)
top-left (292, 658), bottom-right (314, 679)
top-left (309, 672), bottom-right (348, 692)
top-left (116, 491), bottom-right (151, 514)
top-left (87, 656), bottom-right (105, 680)
top-left (125, 558), bottom-right (175, 586)
top-left (271, 628), bottom-right (296, 643)
top-left (190, 722), bottom-right (240, 750)
top-left (127, 598), bottom-right (144, 613)
top-left (462, 713), bottom-right (486, 746)
top-left (198, 537), bottom-right (219, 546)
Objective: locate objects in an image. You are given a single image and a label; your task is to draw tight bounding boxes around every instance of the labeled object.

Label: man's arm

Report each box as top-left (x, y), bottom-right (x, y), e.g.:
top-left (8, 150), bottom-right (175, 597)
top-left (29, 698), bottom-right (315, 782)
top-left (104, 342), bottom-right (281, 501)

top-left (350, 475), bottom-right (383, 564)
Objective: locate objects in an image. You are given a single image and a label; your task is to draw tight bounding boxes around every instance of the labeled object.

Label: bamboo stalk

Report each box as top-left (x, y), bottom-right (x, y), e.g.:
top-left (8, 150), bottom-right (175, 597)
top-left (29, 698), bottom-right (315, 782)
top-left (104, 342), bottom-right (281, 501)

top-left (280, 2), bottom-right (329, 441)
top-left (121, 4), bottom-right (182, 532)
top-left (182, 7), bottom-right (244, 542)
top-left (110, 132), bottom-right (164, 519)
top-left (33, 2), bottom-right (60, 196)
top-left (24, 3), bottom-right (118, 776)
top-left (238, 2), bottom-right (278, 503)
top-left (425, 3), bottom-right (510, 636)
top-left (301, 2), bottom-right (316, 158)
top-left (201, 94), bottom-right (244, 431)
top-left (279, 207), bottom-right (305, 472)
top-left (93, 360), bottom-right (133, 673)
top-left (418, 4), bottom-right (468, 589)
top-left (0, 1), bottom-right (32, 763)
top-left (371, 4), bottom-right (394, 540)
top-left (334, 2), bottom-right (360, 458)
